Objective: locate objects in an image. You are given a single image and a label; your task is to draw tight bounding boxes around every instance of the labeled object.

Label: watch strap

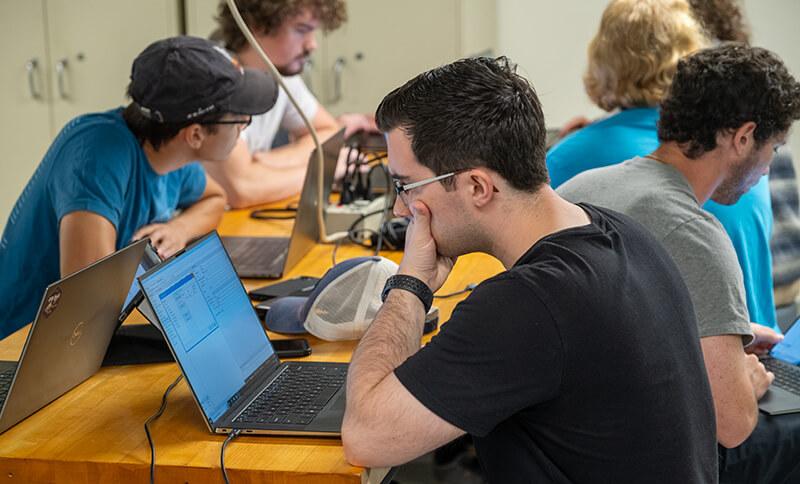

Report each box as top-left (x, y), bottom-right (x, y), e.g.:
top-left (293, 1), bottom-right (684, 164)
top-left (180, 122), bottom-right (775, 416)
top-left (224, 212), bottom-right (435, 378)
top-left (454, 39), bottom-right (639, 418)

top-left (381, 274), bottom-right (433, 313)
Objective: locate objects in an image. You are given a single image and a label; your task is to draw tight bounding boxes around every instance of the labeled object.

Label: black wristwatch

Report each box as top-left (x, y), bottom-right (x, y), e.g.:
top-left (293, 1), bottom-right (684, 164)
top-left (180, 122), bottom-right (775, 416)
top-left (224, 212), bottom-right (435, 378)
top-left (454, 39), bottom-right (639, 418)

top-left (381, 274), bottom-right (433, 313)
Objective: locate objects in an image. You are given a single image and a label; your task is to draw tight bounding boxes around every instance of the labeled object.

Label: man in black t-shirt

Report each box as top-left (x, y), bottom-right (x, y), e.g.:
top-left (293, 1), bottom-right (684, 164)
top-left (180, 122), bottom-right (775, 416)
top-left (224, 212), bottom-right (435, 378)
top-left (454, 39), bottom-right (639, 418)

top-left (341, 57), bottom-right (717, 483)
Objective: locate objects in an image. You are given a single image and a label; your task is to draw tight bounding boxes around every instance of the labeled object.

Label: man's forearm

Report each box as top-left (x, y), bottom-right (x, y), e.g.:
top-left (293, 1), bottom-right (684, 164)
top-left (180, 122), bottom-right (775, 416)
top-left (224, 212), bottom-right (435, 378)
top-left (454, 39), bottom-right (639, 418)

top-left (347, 289), bottom-right (426, 403)
top-left (169, 194), bottom-right (225, 239)
top-left (260, 126), bottom-right (341, 168)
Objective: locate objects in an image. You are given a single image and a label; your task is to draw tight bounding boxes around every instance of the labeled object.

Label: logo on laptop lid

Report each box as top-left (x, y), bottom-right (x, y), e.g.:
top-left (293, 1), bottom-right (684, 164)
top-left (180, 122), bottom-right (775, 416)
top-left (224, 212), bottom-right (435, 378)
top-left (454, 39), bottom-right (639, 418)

top-left (43, 287), bottom-right (62, 318)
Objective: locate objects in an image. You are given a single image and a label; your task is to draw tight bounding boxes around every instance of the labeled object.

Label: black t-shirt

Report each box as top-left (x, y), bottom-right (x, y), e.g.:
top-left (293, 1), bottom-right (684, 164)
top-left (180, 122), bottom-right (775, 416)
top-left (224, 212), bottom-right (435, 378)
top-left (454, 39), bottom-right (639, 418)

top-left (395, 204), bottom-right (717, 483)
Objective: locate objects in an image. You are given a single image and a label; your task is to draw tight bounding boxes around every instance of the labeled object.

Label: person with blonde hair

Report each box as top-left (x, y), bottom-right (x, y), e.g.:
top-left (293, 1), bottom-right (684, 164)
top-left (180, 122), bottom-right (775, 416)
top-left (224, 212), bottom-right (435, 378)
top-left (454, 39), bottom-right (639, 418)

top-left (547, 0), bottom-right (780, 333)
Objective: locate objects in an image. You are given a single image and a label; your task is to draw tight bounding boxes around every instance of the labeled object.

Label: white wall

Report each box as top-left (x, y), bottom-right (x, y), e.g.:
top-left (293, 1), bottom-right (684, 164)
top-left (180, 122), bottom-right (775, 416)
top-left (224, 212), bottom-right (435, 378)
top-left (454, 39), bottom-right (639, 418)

top-left (497, 0), bottom-right (800, 158)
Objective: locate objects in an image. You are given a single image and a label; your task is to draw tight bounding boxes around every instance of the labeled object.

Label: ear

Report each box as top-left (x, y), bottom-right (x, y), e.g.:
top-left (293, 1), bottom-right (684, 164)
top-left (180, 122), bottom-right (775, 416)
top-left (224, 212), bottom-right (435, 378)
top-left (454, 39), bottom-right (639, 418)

top-left (730, 121), bottom-right (757, 157)
top-left (181, 124), bottom-right (207, 150)
top-left (466, 169), bottom-right (497, 208)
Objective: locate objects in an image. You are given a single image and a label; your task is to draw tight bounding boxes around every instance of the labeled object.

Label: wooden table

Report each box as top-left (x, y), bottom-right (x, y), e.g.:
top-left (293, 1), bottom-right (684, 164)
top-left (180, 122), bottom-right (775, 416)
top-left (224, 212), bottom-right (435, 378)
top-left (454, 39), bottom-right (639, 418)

top-left (0, 205), bottom-right (504, 483)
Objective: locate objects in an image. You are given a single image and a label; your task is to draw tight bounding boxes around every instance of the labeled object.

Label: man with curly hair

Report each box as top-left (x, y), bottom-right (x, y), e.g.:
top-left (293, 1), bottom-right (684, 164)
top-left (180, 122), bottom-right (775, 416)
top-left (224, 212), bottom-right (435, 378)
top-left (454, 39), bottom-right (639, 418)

top-left (206, 0), bottom-right (376, 207)
top-left (559, 43), bottom-right (800, 483)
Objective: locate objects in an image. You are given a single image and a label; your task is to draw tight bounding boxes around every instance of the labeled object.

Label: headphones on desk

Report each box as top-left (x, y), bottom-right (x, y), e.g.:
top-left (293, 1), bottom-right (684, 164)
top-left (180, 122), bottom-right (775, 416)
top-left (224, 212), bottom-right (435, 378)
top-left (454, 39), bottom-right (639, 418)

top-left (372, 217), bottom-right (408, 251)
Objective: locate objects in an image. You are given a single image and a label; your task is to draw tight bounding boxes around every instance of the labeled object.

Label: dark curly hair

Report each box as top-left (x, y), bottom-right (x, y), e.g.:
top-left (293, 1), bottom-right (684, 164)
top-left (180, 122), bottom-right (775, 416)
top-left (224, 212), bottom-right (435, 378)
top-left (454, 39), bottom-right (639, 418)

top-left (376, 56), bottom-right (548, 193)
top-left (688, 0), bottom-right (750, 42)
top-left (658, 43), bottom-right (800, 158)
top-left (215, 0), bottom-right (346, 52)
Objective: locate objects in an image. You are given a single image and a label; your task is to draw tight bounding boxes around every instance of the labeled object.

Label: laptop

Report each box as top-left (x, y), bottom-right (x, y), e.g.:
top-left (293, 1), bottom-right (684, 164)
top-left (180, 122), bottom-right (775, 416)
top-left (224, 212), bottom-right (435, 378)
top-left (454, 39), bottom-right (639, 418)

top-left (138, 231), bottom-right (347, 436)
top-left (222, 128), bottom-right (344, 278)
top-left (0, 239), bottom-right (146, 434)
top-left (102, 241), bottom-right (175, 367)
top-left (758, 318), bottom-right (800, 415)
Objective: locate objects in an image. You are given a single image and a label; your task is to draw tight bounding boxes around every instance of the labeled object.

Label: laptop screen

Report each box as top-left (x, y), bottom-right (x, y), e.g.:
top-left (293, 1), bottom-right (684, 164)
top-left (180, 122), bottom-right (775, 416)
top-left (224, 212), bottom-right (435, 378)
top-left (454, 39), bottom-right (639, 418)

top-left (139, 233), bottom-right (275, 422)
top-left (772, 317), bottom-right (800, 365)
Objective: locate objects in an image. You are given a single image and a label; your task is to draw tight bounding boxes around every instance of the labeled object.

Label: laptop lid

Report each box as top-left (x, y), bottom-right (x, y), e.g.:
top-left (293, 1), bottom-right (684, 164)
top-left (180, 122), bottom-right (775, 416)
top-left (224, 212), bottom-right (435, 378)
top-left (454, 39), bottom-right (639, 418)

top-left (283, 127), bottom-right (345, 273)
top-left (758, 318), bottom-right (800, 415)
top-left (138, 232), bottom-right (279, 430)
top-left (0, 238), bottom-right (147, 434)
top-left (771, 318), bottom-right (800, 365)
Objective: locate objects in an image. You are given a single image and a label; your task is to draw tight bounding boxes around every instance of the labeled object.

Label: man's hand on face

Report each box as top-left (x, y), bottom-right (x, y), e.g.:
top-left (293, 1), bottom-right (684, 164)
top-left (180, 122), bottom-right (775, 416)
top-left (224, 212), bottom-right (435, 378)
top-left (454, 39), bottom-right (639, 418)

top-left (132, 220), bottom-right (190, 259)
top-left (397, 200), bottom-right (456, 292)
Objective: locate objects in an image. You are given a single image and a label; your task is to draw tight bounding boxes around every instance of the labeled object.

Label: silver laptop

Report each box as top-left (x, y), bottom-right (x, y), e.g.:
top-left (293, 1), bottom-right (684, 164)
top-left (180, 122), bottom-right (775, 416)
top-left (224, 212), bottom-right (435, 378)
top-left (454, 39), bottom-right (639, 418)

top-left (222, 128), bottom-right (344, 278)
top-left (0, 239), bottom-right (147, 434)
top-left (138, 231), bottom-right (347, 436)
top-left (758, 318), bottom-right (800, 415)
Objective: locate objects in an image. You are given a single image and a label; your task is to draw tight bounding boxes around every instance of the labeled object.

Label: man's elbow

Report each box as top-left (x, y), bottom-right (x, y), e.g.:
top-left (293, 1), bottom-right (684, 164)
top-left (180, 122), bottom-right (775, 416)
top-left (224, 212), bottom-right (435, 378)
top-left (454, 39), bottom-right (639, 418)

top-left (342, 419), bottom-right (381, 467)
top-left (717, 405), bottom-right (758, 448)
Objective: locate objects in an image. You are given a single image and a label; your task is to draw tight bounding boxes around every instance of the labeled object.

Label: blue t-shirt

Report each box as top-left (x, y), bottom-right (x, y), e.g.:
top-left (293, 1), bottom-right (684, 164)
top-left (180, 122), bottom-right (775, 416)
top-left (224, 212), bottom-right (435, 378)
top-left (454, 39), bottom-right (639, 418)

top-left (0, 108), bottom-right (206, 338)
top-left (547, 107), bottom-right (777, 332)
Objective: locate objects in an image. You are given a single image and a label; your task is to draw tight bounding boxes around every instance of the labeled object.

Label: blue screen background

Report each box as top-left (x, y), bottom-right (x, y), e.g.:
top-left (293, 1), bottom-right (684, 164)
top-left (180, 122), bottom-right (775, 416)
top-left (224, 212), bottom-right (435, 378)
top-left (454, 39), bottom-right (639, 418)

top-left (140, 235), bottom-right (273, 421)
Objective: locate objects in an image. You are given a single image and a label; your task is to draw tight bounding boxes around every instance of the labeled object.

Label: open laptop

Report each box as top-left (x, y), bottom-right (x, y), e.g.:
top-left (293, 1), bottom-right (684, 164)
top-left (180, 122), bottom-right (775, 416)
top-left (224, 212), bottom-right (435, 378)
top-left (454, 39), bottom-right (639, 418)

top-left (222, 128), bottom-right (344, 278)
top-left (138, 231), bottom-right (347, 436)
top-left (102, 242), bottom-right (175, 367)
top-left (0, 238), bottom-right (146, 434)
top-left (758, 318), bottom-right (800, 415)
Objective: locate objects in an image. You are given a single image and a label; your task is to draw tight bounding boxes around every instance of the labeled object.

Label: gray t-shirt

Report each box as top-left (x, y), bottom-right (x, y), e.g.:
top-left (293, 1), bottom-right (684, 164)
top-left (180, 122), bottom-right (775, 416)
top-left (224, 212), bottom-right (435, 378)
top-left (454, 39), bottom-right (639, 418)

top-left (558, 156), bottom-right (752, 342)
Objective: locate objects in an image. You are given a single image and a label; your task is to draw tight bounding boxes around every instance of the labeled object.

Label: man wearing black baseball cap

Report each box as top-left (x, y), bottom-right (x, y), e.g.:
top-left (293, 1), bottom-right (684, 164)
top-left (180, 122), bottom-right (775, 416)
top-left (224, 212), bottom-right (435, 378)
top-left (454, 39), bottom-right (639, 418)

top-left (0, 36), bottom-right (278, 340)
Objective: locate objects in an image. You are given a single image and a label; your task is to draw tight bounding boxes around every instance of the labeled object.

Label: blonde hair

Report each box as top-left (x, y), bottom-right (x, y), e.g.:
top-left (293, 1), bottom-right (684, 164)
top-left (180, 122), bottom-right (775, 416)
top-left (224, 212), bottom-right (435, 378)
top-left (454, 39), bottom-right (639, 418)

top-left (584, 0), bottom-right (708, 111)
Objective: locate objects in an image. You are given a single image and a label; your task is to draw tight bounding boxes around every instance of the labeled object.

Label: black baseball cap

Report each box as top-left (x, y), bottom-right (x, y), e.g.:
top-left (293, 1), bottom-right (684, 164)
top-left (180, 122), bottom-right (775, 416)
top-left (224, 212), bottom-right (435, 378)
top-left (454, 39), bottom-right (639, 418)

top-left (129, 36), bottom-right (278, 123)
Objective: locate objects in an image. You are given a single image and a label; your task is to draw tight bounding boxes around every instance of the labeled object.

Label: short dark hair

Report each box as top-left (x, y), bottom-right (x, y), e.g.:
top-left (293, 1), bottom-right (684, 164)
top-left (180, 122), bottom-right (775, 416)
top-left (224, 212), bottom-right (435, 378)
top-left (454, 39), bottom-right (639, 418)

top-left (658, 43), bottom-right (800, 158)
top-left (122, 91), bottom-right (225, 151)
top-left (376, 56), bottom-right (548, 192)
top-left (215, 0), bottom-right (346, 52)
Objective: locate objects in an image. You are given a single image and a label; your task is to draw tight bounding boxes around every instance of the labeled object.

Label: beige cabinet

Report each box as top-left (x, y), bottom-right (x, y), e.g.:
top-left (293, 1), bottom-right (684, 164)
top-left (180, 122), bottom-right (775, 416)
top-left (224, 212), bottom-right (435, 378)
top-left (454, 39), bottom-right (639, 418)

top-left (0, 0), bottom-right (180, 230)
top-left (185, 0), bottom-right (496, 115)
top-left (0, 1), bottom-right (52, 231)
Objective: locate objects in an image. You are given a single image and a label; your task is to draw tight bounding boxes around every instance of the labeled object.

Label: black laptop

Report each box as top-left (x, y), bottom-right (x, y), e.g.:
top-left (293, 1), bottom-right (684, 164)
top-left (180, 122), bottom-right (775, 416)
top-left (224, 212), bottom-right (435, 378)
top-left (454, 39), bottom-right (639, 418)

top-left (222, 128), bottom-right (343, 278)
top-left (758, 318), bottom-right (800, 415)
top-left (138, 231), bottom-right (347, 436)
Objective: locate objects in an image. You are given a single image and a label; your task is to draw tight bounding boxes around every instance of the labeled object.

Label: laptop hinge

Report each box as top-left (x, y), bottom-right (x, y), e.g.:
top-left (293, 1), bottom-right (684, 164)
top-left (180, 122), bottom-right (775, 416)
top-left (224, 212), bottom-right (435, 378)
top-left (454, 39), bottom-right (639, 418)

top-left (216, 355), bottom-right (284, 427)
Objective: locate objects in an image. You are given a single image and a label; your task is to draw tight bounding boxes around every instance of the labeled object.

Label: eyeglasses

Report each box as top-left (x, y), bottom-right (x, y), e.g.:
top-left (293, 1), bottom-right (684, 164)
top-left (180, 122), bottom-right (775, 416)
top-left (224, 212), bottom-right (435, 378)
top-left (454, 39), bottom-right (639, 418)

top-left (392, 171), bottom-right (462, 206)
top-left (198, 116), bottom-right (252, 129)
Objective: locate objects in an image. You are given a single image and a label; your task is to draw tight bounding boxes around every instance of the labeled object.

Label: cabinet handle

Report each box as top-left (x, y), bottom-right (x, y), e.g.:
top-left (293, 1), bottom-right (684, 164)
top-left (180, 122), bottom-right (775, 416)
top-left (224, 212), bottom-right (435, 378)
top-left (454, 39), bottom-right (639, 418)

top-left (25, 59), bottom-right (42, 100)
top-left (55, 58), bottom-right (69, 100)
top-left (330, 57), bottom-right (346, 104)
top-left (301, 58), bottom-right (314, 92)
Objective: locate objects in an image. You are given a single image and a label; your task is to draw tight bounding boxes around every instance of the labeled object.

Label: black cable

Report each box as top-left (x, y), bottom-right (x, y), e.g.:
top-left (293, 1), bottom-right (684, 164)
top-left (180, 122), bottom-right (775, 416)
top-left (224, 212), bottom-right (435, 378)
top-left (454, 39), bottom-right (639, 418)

top-left (145, 374), bottom-right (184, 484)
top-left (221, 429), bottom-right (242, 484)
top-left (434, 283), bottom-right (478, 299)
top-left (372, 163), bottom-right (393, 255)
top-left (250, 205), bottom-right (297, 220)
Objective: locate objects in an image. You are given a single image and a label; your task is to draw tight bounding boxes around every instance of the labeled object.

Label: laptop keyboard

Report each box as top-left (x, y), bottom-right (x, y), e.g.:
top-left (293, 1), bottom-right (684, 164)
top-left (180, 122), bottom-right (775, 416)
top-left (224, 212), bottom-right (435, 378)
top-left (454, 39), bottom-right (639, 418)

top-left (235, 364), bottom-right (346, 426)
top-left (764, 358), bottom-right (800, 395)
top-left (0, 365), bottom-right (18, 408)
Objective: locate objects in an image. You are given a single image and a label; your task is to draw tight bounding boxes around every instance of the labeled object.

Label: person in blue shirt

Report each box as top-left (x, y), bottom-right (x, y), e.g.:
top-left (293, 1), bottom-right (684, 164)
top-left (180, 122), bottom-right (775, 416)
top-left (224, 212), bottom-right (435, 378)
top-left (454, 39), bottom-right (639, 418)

top-left (547, 0), bottom-right (779, 332)
top-left (0, 36), bottom-right (278, 339)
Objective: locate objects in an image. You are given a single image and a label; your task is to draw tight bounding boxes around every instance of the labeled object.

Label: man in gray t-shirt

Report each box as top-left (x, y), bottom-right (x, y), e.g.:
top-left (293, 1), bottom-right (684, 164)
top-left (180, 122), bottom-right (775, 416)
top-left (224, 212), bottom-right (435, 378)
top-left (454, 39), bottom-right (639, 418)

top-left (559, 44), bottom-right (800, 483)
top-left (559, 156), bottom-right (751, 341)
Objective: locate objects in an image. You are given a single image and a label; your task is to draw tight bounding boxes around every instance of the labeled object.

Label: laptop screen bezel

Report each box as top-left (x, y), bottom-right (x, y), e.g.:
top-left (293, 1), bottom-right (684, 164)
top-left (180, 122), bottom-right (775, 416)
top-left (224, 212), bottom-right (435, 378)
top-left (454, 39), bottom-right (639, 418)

top-left (138, 231), bottom-right (281, 429)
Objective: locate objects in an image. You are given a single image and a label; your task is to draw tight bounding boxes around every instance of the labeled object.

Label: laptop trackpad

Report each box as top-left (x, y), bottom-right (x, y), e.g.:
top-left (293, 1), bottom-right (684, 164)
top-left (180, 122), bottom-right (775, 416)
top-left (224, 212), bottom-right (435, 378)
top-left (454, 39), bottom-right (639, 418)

top-left (312, 387), bottom-right (346, 432)
top-left (759, 386), bottom-right (800, 415)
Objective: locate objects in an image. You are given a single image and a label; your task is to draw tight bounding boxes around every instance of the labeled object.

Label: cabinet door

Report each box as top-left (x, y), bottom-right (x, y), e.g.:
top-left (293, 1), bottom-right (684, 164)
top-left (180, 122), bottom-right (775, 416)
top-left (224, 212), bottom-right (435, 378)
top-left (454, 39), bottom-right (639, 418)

top-left (319, 0), bottom-right (462, 115)
top-left (45, 0), bottom-right (180, 131)
top-left (0, 0), bottom-right (52, 230)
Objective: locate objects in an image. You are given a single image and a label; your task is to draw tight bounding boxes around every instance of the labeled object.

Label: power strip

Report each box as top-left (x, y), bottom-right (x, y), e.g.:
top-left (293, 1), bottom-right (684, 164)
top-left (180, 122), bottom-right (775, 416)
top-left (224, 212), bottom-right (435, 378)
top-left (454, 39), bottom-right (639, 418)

top-left (324, 196), bottom-right (389, 240)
